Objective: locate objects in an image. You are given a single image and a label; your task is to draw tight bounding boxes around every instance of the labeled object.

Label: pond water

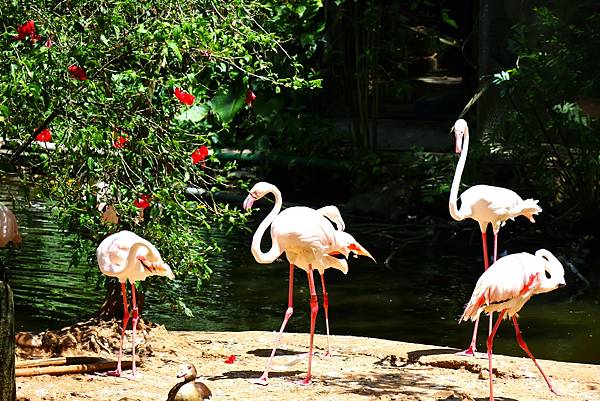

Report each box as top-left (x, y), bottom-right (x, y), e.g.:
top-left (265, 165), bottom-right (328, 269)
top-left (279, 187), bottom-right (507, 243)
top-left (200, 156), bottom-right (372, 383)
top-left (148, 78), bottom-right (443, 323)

top-left (2, 178), bottom-right (599, 365)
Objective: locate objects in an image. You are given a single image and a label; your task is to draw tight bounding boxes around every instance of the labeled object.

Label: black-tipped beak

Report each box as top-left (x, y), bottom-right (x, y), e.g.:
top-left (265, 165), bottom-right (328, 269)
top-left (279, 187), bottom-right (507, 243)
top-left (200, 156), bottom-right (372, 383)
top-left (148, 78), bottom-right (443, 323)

top-left (557, 282), bottom-right (566, 288)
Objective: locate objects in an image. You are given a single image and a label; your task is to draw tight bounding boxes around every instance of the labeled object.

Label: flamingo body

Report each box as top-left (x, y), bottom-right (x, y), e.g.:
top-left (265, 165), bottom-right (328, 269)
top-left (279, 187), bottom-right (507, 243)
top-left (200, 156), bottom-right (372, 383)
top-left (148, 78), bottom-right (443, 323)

top-left (97, 230), bottom-right (174, 283)
top-left (461, 249), bottom-right (566, 321)
top-left (457, 185), bottom-right (540, 233)
top-left (270, 206), bottom-right (360, 274)
top-left (0, 204), bottom-right (22, 247)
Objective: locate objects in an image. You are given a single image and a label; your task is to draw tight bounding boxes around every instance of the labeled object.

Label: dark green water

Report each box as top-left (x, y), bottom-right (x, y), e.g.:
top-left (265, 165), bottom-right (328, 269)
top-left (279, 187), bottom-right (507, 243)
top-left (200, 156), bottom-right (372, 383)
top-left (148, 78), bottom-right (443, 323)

top-left (2, 179), bottom-right (599, 365)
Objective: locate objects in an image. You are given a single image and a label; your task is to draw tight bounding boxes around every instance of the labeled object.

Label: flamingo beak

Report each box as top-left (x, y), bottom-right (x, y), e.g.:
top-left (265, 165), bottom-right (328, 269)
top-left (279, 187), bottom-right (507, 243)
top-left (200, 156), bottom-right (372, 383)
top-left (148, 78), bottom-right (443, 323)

top-left (243, 194), bottom-right (256, 210)
top-left (455, 134), bottom-right (463, 154)
top-left (348, 243), bottom-right (376, 263)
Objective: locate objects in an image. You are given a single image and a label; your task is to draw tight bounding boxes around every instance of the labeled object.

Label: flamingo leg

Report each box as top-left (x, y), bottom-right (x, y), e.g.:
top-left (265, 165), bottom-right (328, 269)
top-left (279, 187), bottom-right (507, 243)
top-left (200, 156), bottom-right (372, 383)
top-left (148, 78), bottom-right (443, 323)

top-left (511, 316), bottom-right (558, 394)
top-left (254, 263), bottom-right (295, 386)
top-left (107, 282), bottom-right (129, 377)
top-left (319, 272), bottom-right (332, 356)
top-left (486, 309), bottom-right (506, 401)
top-left (129, 282), bottom-right (139, 379)
top-left (458, 231), bottom-right (490, 357)
top-left (298, 265), bottom-right (319, 385)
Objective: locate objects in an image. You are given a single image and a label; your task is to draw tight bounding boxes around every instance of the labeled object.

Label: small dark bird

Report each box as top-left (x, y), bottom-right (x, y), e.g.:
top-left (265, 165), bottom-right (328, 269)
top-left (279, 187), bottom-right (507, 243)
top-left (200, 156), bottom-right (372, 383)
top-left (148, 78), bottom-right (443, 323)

top-left (167, 363), bottom-right (212, 401)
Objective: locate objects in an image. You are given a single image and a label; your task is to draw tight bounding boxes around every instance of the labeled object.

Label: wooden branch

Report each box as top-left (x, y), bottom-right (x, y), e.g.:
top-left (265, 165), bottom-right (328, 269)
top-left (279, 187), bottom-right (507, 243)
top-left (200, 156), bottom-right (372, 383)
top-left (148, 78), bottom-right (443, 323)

top-left (9, 108), bottom-right (62, 163)
top-left (16, 359), bottom-right (133, 377)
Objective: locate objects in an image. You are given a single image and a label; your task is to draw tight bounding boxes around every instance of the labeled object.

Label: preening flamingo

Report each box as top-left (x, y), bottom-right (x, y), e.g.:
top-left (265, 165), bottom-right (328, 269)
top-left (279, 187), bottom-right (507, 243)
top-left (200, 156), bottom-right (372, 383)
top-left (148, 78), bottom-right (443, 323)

top-left (97, 230), bottom-right (174, 378)
top-left (0, 204), bottom-right (22, 248)
top-left (243, 182), bottom-right (375, 385)
top-left (460, 249), bottom-right (565, 401)
top-left (450, 118), bottom-right (542, 355)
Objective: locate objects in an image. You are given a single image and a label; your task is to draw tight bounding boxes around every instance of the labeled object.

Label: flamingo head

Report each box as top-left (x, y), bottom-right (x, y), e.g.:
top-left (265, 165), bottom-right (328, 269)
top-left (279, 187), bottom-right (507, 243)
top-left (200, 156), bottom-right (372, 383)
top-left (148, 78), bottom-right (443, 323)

top-left (453, 119), bottom-right (468, 154)
top-left (336, 232), bottom-right (376, 263)
top-left (243, 181), bottom-right (272, 210)
top-left (176, 363), bottom-right (198, 381)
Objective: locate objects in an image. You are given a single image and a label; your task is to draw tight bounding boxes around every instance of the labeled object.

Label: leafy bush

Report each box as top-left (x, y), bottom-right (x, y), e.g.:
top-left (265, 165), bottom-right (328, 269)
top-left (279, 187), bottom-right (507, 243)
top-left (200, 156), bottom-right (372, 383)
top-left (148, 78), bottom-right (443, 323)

top-left (0, 0), bottom-right (323, 312)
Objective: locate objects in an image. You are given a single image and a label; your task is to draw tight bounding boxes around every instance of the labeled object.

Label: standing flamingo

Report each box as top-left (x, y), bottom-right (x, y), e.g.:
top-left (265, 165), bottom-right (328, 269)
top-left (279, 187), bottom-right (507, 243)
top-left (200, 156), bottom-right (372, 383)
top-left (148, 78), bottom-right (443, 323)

top-left (460, 249), bottom-right (565, 401)
top-left (450, 118), bottom-right (542, 356)
top-left (243, 182), bottom-right (374, 386)
top-left (97, 230), bottom-right (174, 378)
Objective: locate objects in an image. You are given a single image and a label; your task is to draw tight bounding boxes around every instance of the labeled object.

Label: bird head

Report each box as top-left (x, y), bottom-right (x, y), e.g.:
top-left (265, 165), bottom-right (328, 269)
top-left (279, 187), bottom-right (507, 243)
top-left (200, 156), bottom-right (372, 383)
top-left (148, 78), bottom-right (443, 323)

top-left (243, 182), bottom-right (272, 210)
top-left (335, 231), bottom-right (376, 263)
top-left (176, 363), bottom-right (197, 381)
top-left (453, 119), bottom-right (468, 154)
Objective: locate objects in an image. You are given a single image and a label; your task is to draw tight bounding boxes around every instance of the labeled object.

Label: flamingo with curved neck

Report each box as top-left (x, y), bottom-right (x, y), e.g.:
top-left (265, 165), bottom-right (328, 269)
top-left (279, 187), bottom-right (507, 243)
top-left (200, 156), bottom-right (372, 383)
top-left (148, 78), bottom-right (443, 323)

top-left (97, 230), bottom-right (174, 378)
top-left (460, 249), bottom-right (565, 401)
top-left (243, 181), bottom-right (374, 386)
top-left (449, 119), bottom-right (542, 356)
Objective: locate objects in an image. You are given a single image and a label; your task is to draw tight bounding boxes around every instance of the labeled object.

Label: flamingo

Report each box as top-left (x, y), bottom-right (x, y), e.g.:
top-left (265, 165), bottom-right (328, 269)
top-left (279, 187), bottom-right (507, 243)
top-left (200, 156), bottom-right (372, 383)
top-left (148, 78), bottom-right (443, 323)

top-left (450, 118), bottom-right (542, 356)
top-left (0, 204), bottom-right (22, 248)
top-left (242, 182), bottom-right (374, 385)
top-left (460, 249), bottom-right (565, 401)
top-left (97, 230), bottom-right (174, 378)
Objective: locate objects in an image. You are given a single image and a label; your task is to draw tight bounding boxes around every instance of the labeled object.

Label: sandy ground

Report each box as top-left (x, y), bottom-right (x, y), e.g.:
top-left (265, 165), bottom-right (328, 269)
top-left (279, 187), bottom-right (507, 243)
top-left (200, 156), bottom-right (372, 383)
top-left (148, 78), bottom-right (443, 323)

top-left (15, 325), bottom-right (600, 401)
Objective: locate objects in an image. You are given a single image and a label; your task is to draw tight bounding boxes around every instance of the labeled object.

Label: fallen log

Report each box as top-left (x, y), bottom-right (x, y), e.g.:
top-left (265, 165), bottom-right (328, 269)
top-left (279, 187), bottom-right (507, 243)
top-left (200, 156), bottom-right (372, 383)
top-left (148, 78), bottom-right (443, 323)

top-left (16, 357), bottom-right (107, 369)
top-left (16, 360), bottom-right (132, 377)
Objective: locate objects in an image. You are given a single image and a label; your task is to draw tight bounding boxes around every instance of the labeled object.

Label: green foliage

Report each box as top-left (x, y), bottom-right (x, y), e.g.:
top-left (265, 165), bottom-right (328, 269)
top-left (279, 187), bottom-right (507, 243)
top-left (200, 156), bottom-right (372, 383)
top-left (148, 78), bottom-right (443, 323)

top-left (0, 0), bottom-right (321, 312)
top-left (490, 6), bottom-right (600, 218)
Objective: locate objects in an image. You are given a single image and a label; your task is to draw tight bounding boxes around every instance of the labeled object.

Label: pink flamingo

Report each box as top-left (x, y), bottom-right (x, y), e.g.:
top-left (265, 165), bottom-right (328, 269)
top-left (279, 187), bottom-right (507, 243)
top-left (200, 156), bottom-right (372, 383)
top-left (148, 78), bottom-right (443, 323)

top-left (0, 204), bottom-right (22, 248)
top-left (243, 182), bottom-right (374, 386)
top-left (97, 230), bottom-right (174, 378)
top-left (449, 118), bottom-right (542, 356)
top-left (460, 249), bottom-right (565, 401)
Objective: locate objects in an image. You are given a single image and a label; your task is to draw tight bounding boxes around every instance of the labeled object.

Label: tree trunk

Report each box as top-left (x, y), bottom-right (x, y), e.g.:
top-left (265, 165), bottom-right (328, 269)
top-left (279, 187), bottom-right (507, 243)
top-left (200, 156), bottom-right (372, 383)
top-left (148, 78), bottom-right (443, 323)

top-left (0, 275), bottom-right (16, 401)
top-left (95, 279), bottom-right (145, 325)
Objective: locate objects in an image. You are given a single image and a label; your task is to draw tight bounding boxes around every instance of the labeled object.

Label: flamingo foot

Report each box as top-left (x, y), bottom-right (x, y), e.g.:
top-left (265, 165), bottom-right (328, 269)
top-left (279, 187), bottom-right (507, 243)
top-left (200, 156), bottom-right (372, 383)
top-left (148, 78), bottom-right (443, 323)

top-left (252, 374), bottom-right (269, 386)
top-left (456, 345), bottom-right (477, 357)
top-left (295, 377), bottom-right (312, 386)
top-left (324, 351), bottom-right (332, 358)
top-left (105, 369), bottom-right (122, 377)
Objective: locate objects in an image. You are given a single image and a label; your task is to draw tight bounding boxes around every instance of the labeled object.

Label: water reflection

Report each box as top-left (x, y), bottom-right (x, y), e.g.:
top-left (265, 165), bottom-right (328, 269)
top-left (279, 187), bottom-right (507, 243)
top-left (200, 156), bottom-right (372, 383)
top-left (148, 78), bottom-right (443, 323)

top-left (2, 178), bottom-right (599, 364)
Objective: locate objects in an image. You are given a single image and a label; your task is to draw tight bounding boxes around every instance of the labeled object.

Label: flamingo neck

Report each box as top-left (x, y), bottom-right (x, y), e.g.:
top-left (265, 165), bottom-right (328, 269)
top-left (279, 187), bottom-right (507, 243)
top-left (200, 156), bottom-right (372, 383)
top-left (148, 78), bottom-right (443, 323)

top-left (126, 242), bottom-right (151, 271)
top-left (449, 126), bottom-right (469, 221)
top-left (251, 185), bottom-right (283, 264)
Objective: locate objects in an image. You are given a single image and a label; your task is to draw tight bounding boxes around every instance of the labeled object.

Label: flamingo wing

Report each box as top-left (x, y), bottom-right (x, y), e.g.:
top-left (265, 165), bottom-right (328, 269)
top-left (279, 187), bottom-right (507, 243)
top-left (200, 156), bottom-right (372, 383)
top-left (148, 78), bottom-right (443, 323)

top-left (460, 252), bottom-right (543, 322)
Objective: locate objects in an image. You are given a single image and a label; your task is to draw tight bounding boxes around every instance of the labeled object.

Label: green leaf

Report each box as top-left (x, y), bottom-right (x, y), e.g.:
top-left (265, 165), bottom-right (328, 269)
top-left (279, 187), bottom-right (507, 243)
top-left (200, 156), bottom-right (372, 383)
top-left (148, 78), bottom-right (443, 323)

top-left (210, 89), bottom-right (245, 124)
top-left (175, 104), bottom-right (210, 122)
top-left (441, 10), bottom-right (458, 29)
top-left (167, 40), bottom-right (182, 62)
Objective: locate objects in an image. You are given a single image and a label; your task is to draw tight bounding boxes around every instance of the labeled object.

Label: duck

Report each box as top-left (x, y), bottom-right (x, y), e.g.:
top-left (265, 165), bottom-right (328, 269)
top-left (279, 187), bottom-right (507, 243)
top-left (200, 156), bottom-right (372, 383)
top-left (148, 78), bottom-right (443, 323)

top-left (167, 363), bottom-right (212, 401)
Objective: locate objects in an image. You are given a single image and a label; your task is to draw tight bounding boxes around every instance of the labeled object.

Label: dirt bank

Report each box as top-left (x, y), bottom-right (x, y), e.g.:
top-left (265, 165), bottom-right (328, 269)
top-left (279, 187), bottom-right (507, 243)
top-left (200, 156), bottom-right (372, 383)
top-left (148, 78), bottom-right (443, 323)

top-left (15, 326), bottom-right (600, 401)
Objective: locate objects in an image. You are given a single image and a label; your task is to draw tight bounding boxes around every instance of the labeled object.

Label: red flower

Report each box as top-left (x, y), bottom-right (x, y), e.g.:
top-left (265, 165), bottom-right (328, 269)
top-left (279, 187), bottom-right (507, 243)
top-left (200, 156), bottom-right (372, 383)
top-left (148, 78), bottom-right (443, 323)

top-left (245, 89), bottom-right (256, 107)
top-left (14, 20), bottom-right (35, 41)
top-left (45, 38), bottom-right (53, 48)
top-left (35, 128), bottom-right (52, 142)
top-left (191, 146), bottom-right (209, 165)
top-left (68, 65), bottom-right (88, 81)
top-left (133, 195), bottom-right (151, 209)
top-left (113, 135), bottom-right (128, 149)
top-left (224, 355), bottom-right (236, 364)
top-left (173, 88), bottom-right (195, 106)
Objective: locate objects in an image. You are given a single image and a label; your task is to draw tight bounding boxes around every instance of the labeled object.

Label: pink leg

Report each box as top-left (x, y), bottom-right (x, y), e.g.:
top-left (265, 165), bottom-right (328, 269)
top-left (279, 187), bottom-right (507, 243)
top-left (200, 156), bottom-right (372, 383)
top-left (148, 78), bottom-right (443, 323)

top-left (511, 316), bottom-right (558, 395)
top-left (458, 231), bottom-right (490, 357)
top-left (319, 272), bottom-right (332, 356)
top-left (129, 282), bottom-right (139, 379)
top-left (298, 265), bottom-right (319, 385)
top-left (107, 282), bottom-right (129, 377)
top-left (254, 263), bottom-right (295, 386)
top-left (486, 310), bottom-right (506, 401)
top-left (493, 232), bottom-right (498, 264)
